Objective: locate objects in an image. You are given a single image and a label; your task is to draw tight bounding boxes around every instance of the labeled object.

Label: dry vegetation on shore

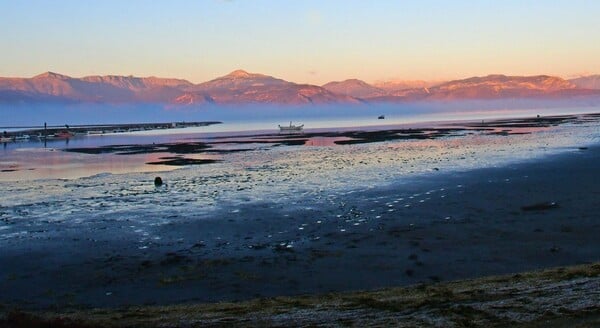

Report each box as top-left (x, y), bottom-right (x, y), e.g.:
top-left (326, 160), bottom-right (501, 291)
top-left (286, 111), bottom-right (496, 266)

top-left (1, 262), bottom-right (598, 327)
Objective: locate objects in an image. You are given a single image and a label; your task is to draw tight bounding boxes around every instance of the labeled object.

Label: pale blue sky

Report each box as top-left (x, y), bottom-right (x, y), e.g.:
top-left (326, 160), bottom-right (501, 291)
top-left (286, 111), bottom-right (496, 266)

top-left (1, 0), bottom-right (599, 84)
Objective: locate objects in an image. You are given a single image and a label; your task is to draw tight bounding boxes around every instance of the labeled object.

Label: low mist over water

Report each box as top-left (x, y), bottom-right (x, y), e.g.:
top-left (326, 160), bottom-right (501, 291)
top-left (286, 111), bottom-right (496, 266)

top-left (2, 98), bottom-right (600, 131)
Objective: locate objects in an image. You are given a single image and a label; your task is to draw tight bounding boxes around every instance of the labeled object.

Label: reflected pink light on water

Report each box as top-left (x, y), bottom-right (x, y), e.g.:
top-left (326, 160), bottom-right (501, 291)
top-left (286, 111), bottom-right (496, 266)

top-left (304, 137), bottom-right (354, 146)
top-left (0, 151), bottom-right (177, 181)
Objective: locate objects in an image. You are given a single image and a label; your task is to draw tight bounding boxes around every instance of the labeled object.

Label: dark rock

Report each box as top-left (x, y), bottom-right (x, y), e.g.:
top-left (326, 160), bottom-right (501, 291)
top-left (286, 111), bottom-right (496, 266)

top-left (521, 202), bottom-right (559, 211)
top-left (274, 243), bottom-right (294, 253)
top-left (191, 242), bottom-right (206, 249)
top-left (248, 243), bottom-right (268, 250)
top-left (147, 157), bottom-right (219, 166)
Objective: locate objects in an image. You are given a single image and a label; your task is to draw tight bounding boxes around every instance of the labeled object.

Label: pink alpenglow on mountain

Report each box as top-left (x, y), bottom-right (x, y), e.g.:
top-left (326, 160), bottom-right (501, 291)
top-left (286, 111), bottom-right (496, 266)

top-left (0, 72), bottom-right (194, 103)
top-left (569, 75), bottom-right (600, 90)
top-left (368, 75), bottom-right (600, 102)
top-left (373, 80), bottom-right (444, 93)
top-left (1, 71), bottom-right (599, 105)
top-left (176, 70), bottom-right (359, 105)
top-left (322, 79), bottom-right (387, 99)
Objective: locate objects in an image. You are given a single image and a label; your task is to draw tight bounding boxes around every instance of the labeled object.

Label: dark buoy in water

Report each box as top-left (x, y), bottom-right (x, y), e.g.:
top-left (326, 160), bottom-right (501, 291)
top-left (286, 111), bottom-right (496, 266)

top-left (154, 177), bottom-right (163, 187)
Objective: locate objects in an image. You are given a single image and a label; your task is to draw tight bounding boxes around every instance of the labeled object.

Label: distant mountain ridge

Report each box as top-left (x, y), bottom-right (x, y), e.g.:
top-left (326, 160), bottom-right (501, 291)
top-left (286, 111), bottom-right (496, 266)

top-left (410, 74), bottom-right (580, 100)
top-left (326, 74), bottom-right (600, 101)
top-left (569, 75), bottom-right (600, 89)
top-left (0, 71), bottom-right (194, 103)
top-left (1, 70), bottom-right (599, 105)
top-left (373, 80), bottom-right (443, 92)
top-left (322, 79), bottom-right (387, 98)
top-left (175, 70), bottom-right (357, 105)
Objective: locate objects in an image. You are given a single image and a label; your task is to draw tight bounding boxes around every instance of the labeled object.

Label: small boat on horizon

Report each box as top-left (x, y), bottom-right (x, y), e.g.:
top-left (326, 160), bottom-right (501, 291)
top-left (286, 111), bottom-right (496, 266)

top-left (378, 115), bottom-right (385, 119)
top-left (278, 121), bottom-right (304, 133)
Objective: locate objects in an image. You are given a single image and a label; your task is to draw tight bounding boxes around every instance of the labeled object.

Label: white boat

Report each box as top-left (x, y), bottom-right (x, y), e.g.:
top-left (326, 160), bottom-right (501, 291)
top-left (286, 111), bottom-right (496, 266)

top-left (0, 137), bottom-right (12, 142)
top-left (278, 121), bottom-right (304, 132)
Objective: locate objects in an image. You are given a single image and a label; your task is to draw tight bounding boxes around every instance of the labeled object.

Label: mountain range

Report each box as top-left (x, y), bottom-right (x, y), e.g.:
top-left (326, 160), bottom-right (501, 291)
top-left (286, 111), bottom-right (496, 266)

top-left (1, 70), bottom-right (599, 105)
top-left (569, 75), bottom-right (600, 90)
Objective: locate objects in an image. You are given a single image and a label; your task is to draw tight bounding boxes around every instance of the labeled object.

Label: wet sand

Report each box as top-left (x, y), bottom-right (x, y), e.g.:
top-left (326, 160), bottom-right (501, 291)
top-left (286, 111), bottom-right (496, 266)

top-left (1, 114), bottom-right (594, 179)
top-left (61, 114), bottom-right (585, 166)
top-left (0, 139), bottom-right (598, 310)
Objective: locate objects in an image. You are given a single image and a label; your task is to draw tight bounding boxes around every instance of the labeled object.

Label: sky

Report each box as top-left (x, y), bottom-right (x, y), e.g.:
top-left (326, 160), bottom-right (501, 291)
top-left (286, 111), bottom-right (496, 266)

top-left (1, 0), bottom-right (599, 84)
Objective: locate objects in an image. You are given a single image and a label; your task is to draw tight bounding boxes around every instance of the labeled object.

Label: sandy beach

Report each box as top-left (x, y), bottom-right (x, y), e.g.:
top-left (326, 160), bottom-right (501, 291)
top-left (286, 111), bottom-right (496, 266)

top-left (0, 114), bottom-right (599, 321)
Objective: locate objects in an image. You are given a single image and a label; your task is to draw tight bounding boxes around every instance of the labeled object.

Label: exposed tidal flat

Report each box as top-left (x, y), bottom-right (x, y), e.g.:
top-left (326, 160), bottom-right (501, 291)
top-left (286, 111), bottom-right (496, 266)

top-left (0, 113), bottom-right (599, 326)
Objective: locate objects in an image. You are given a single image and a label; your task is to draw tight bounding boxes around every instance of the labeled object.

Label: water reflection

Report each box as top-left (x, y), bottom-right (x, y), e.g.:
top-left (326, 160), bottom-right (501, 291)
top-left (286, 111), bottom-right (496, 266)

top-left (304, 137), bottom-right (354, 146)
top-left (0, 150), bottom-right (175, 181)
top-left (1, 109), bottom-right (599, 182)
